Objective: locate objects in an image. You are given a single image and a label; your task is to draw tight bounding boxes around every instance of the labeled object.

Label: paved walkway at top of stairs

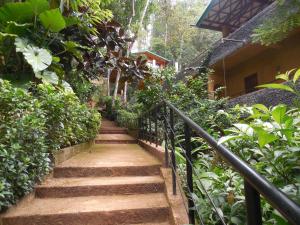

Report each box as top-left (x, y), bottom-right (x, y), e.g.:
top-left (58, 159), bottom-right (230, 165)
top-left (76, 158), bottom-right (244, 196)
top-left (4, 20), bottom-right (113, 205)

top-left (1, 119), bottom-right (172, 225)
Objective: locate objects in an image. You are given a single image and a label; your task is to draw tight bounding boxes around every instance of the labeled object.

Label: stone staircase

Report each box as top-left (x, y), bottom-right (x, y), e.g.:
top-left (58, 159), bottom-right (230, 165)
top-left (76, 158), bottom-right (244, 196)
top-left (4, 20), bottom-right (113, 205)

top-left (1, 119), bottom-right (173, 225)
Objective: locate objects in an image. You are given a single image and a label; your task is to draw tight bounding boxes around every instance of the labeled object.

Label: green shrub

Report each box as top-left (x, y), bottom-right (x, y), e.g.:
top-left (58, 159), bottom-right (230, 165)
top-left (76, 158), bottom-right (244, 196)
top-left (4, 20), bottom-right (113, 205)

top-left (0, 80), bottom-right (50, 211)
top-left (0, 79), bottom-right (101, 212)
top-left (103, 96), bottom-right (122, 119)
top-left (116, 103), bottom-right (143, 130)
top-left (33, 83), bottom-right (101, 151)
top-left (116, 110), bottom-right (138, 129)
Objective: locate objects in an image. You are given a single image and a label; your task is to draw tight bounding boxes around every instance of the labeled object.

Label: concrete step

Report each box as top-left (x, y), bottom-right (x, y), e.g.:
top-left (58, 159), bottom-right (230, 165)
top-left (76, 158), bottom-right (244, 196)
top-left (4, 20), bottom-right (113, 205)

top-left (54, 165), bottom-right (161, 177)
top-left (131, 223), bottom-right (171, 225)
top-left (95, 134), bottom-right (137, 144)
top-left (1, 193), bottom-right (170, 225)
top-left (53, 144), bottom-right (161, 178)
top-left (99, 128), bottom-right (128, 134)
top-left (101, 119), bottom-right (118, 127)
top-left (36, 176), bottom-right (165, 198)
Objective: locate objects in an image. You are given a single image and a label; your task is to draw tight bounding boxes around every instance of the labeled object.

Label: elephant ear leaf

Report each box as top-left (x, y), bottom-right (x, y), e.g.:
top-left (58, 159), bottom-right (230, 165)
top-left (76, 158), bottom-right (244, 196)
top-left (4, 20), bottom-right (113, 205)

top-left (15, 38), bottom-right (52, 73)
top-left (23, 46), bottom-right (52, 72)
top-left (28, 0), bottom-right (49, 16)
top-left (15, 37), bottom-right (29, 52)
top-left (0, 2), bottom-right (33, 23)
top-left (39, 9), bottom-right (66, 32)
top-left (36, 71), bottom-right (58, 84)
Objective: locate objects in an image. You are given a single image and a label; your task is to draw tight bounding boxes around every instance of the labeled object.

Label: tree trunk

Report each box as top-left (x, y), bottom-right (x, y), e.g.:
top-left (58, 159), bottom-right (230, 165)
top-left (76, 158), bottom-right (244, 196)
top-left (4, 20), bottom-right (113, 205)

top-left (107, 69), bottom-right (111, 96)
top-left (129, 0), bottom-right (151, 51)
top-left (164, 23), bottom-right (168, 55)
top-left (123, 81), bottom-right (128, 105)
top-left (128, 0), bottom-right (136, 29)
top-left (139, 0), bottom-right (151, 32)
top-left (112, 70), bottom-right (120, 106)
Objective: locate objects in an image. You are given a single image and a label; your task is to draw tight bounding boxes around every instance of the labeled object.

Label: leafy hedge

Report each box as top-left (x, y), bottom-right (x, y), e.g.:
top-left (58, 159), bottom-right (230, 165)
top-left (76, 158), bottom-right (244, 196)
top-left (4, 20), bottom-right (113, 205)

top-left (0, 79), bottom-right (101, 212)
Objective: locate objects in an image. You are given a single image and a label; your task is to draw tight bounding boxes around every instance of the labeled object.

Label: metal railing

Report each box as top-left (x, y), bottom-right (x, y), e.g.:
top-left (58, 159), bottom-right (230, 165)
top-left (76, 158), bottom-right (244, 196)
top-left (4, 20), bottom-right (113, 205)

top-left (137, 100), bottom-right (300, 225)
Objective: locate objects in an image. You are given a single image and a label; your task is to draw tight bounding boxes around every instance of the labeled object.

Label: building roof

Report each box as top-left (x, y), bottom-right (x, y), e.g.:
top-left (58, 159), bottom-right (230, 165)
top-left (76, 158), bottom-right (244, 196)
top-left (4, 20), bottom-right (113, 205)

top-left (133, 50), bottom-right (170, 63)
top-left (196, 0), bottom-right (271, 33)
top-left (175, 1), bottom-right (278, 80)
top-left (208, 1), bottom-right (278, 66)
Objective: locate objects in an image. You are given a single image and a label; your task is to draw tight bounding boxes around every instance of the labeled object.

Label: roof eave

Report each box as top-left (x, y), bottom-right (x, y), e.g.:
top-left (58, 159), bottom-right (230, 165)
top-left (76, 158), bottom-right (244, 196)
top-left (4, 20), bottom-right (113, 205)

top-left (196, 0), bottom-right (218, 28)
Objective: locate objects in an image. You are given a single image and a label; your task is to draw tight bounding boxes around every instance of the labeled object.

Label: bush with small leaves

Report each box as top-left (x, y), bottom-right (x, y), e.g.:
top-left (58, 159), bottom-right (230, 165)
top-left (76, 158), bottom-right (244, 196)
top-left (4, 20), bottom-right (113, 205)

top-left (0, 79), bottom-right (101, 212)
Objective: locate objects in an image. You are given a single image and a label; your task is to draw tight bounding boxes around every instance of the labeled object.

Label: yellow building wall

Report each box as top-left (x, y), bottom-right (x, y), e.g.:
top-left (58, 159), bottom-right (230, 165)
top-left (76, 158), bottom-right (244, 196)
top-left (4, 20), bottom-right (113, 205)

top-left (209, 32), bottom-right (300, 98)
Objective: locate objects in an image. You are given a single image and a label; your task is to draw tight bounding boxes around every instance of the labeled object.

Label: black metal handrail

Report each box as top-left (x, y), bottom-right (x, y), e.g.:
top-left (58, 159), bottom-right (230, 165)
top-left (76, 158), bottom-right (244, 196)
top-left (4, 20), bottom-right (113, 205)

top-left (137, 100), bottom-right (300, 225)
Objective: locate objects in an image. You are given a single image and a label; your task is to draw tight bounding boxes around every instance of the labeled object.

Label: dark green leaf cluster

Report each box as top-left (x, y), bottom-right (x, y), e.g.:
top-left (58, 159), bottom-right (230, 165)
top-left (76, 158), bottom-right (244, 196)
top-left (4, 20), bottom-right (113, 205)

top-left (0, 79), bottom-right (101, 212)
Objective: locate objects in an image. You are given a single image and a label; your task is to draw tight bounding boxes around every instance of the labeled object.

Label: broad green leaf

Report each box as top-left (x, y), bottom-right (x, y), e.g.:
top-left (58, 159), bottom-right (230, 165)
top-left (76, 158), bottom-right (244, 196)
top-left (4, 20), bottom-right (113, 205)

top-left (218, 135), bottom-right (240, 145)
top-left (254, 128), bottom-right (278, 148)
top-left (287, 68), bottom-right (296, 76)
top-left (64, 40), bottom-right (91, 51)
top-left (28, 0), bottom-right (49, 16)
top-left (63, 41), bottom-right (87, 61)
top-left (257, 84), bottom-right (295, 93)
top-left (284, 116), bottom-right (293, 129)
top-left (234, 124), bottom-right (254, 136)
top-left (231, 216), bottom-right (243, 225)
top-left (200, 172), bottom-right (219, 180)
top-left (35, 71), bottom-right (58, 84)
top-left (64, 16), bottom-right (80, 27)
top-left (215, 208), bottom-right (224, 219)
top-left (197, 179), bottom-right (213, 190)
top-left (62, 80), bottom-right (73, 92)
top-left (272, 210), bottom-right (290, 225)
top-left (0, 2), bottom-right (33, 23)
top-left (39, 9), bottom-right (66, 32)
top-left (23, 46), bottom-right (52, 72)
top-left (293, 68), bottom-right (300, 83)
top-left (5, 21), bottom-right (32, 35)
top-left (274, 150), bottom-right (284, 160)
top-left (272, 105), bottom-right (287, 124)
top-left (52, 56), bottom-right (60, 63)
top-left (276, 73), bottom-right (289, 81)
top-left (0, 32), bottom-right (17, 38)
top-left (252, 104), bottom-right (269, 113)
top-left (281, 129), bottom-right (293, 141)
top-left (15, 37), bottom-right (29, 52)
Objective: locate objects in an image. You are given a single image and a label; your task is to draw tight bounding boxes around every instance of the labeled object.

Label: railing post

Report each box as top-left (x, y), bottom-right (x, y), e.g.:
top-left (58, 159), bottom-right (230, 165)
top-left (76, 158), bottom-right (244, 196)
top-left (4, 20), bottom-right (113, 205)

top-left (244, 180), bottom-right (262, 225)
top-left (155, 106), bottom-right (158, 147)
top-left (185, 123), bottom-right (195, 225)
top-left (148, 112), bottom-right (151, 143)
top-left (138, 117), bottom-right (141, 139)
top-left (141, 116), bottom-right (145, 140)
top-left (163, 103), bottom-right (169, 168)
top-left (170, 107), bottom-right (176, 195)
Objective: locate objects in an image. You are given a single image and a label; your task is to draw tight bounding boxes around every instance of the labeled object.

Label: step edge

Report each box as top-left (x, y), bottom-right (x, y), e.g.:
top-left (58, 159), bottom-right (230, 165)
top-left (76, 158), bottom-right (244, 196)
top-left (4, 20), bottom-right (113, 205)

top-left (2, 206), bottom-right (170, 219)
top-left (36, 181), bottom-right (165, 188)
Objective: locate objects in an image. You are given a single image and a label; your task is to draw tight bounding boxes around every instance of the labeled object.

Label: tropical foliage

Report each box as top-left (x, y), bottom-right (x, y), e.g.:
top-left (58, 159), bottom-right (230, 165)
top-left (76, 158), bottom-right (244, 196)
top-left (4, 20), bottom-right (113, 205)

top-left (121, 64), bottom-right (300, 224)
top-left (0, 79), bottom-right (101, 212)
top-left (0, 0), bottom-right (150, 95)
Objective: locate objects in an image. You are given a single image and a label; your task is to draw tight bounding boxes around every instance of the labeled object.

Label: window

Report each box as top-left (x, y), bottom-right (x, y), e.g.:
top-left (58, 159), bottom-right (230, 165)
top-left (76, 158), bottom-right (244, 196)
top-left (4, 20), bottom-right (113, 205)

top-left (244, 74), bottom-right (258, 94)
